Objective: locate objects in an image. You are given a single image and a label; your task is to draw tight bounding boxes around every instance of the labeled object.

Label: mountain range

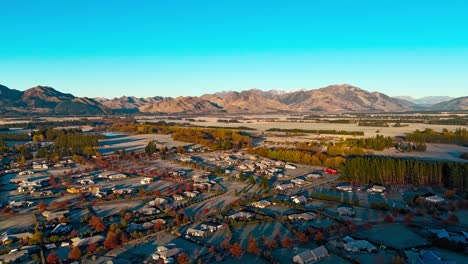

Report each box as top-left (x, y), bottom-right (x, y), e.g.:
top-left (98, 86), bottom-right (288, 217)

top-left (0, 84), bottom-right (466, 115)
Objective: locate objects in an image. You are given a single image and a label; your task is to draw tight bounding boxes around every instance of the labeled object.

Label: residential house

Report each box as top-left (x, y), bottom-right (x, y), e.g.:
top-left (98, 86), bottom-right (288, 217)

top-left (186, 228), bottom-right (207, 237)
top-left (368, 185), bottom-right (386, 193)
top-left (291, 195), bottom-right (307, 204)
top-left (228, 211), bottom-right (253, 220)
top-left (291, 178), bottom-right (306, 186)
top-left (173, 194), bottom-right (185, 201)
top-left (336, 185), bottom-right (353, 192)
top-left (288, 212), bottom-right (317, 221)
top-left (71, 235), bottom-right (105, 247)
top-left (343, 237), bottom-right (377, 253)
top-left (275, 183), bottom-right (294, 191)
top-left (293, 246), bottom-right (329, 264)
top-left (337, 207), bottom-right (355, 217)
top-left (42, 210), bottom-right (69, 221)
top-left (140, 177), bottom-right (152, 185)
top-left (149, 198), bottom-right (167, 206)
top-left (425, 195), bottom-right (445, 203)
top-left (251, 200), bottom-right (271, 209)
top-left (285, 164), bottom-right (297, 170)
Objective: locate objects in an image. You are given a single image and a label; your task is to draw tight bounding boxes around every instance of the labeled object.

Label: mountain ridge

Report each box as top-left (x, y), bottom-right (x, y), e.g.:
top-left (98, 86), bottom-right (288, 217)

top-left (0, 84), bottom-right (466, 115)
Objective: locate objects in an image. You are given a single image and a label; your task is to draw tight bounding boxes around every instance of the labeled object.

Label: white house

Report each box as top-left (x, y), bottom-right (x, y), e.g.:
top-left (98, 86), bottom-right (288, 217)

top-left (140, 177), bottom-right (152, 185)
top-left (275, 183), bottom-right (294, 191)
top-left (336, 185), bottom-right (353, 192)
top-left (285, 164), bottom-right (297, 170)
top-left (425, 195), bottom-right (445, 203)
top-left (291, 195), bottom-right (307, 204)
top-left (368, 185), bottom-right (386, 193)
top-left (291, 178), bottom-right (306, 186)
top-left (288, 212), bottom-right (317, 221)
top-left (337, 207), bottom-right (355, 217)
top-left (251, 200), bottom-right (271, 209)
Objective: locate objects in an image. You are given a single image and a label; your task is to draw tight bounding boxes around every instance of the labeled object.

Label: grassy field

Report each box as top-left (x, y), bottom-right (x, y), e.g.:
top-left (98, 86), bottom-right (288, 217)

top-left (354, 224), bottom-right (429, 250)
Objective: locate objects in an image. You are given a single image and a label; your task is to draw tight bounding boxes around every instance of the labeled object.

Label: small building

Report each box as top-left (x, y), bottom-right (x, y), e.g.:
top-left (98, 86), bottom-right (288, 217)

top-left (276, 183), bottom-right (294, 191)
top-left (251, 200), bottom-right (271, 209)
top-left (291, 195), bottom-right (307, 204)
top-left (368, 185), bottom-right (386, 193)
top-left (108, 173), bottom-right (127, 180)
top-left (140, 177), bottom-right (152, 185)
top-left (42, 210), bottom-right (69, 221)
top-left (306, 173), bottom-right (322, 180)
top-left (71, 235), bottom-right (105, 247)
top-left (425, 195), bottom-right (445, 203)
top-left (285, 164), bottom-right (297, 170)
top-left (187, 228), bottom-right (207, 237)
top-left (291, 178), bottom-right (306, 186)
top-left (336, 185), bottom-right (353, 192)
top-left (293, 246), bottom-right (329, 264)
top-left (337, 207), bottom-right (355, 217)
top-left (228, 211), bottom-right (253, 220)
top-left (18, 170), bottom-right (34, 176)
top-left (173, 194), bottom-right (185, 201)
top-left (184, 191), bottom-right (198, 198)
top-left (288, 212), bottom-right (317, 221)
top-left (149, 198), bottom-right (167, 206)
top-left (344, 239), bottom-right (377, 253)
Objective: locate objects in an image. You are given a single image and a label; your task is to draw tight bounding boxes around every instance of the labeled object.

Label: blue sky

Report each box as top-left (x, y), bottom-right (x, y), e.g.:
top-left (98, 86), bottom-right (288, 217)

top-left (1, 0), bottom-right (467, 98)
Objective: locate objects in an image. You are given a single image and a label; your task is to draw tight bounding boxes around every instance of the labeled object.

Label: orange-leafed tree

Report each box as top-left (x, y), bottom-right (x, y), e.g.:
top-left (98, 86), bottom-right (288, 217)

top-left (299, 233), bottom-right (308, 244)
top-left (221, 237), bottom-right (231, 250)
top-left (68, 246), bottom-right (81, 260)
top-left (314, 232), bottom-right (325, 243)
top-left (46, 252), bottom-right (59, 264)
top-left (90, 216), bottom-right (105, 232)
top-left (37, 201), bottom-right (48, 212)
top-left (230, 242), bottom-right (243, 259)
top-left (282, 236), bottom-right (293, 248)
top-left (177, 253), bottom-right (189, 264)
top-left (247, 235), bottom-right (259, 254)
top-left (104, 230), bottom-right (119, 249)
top-left (87, 243), bottom-right (97, 253)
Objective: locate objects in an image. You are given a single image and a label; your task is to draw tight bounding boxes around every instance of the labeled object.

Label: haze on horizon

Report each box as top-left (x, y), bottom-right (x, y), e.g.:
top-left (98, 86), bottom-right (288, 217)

top-left (1, 0), bottom-right (467, 98)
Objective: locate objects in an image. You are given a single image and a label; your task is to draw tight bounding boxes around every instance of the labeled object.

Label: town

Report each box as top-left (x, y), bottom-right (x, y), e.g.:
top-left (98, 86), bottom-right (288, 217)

top-left (0, 118), bottom-right (467, 264)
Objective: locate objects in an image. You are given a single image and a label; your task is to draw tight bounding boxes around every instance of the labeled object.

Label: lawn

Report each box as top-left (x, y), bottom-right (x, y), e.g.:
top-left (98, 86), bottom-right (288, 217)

top-left (354, 224), bottom-right (429, 250)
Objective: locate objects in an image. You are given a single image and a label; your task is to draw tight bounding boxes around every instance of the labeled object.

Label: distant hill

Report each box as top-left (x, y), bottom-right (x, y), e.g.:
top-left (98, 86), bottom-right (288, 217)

top-left (1, 83), bottom-right (466, 115)
top-left (430, 96), bottom-right (468, 111)
top-left (0, 85), bottom-right (111, 115)
top-left (395, 96), bottom-right (454, 106)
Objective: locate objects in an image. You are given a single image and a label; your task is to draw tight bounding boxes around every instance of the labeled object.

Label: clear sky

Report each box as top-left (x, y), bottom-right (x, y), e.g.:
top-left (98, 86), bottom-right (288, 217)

top-left (1, 0), bottom-right (467, 98)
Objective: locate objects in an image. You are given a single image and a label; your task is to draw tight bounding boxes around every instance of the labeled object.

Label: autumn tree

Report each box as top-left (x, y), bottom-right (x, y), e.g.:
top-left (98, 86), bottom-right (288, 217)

top-left (90, 216), bottom-right (105, 232)
top-left (104, 230), bottom-right (119, 249)
top-left (68, 246), bottom-right (81, 260)
top-left (87, 243), bottom-right (97, 253)
top-left (299, 233), bottom-right (308, 244)
top-left (247, 235), bottom-right (259, 254)
top-left (37, 201), bottom-right (48, 212)
top-left (46, 252), bottom-right (59, 264)
top-left (230, 242), bottom-right (243, 259)
top-left (177, 253), bottom-right (189, 264)
top-left (282, 236), bottom-right (293, 248)
top-left (221, 237), bottom-right (231, 250)
top-left (314, 232), bottom-right (325, 244)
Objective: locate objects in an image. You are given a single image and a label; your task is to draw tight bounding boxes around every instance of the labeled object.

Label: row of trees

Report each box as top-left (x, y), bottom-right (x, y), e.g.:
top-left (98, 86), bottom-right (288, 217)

top-left (248, 147), bottom-right (346, 168)
top-left (33, 129), bottom-right (101, 158)
top-left (343, 134), bottom-right (394, 151)
top-left (266, 128), bottom-right (364, 136)
top-left (406, 128), bottom-right (468, 145)
top-left (171, 127), bottom-right (252, 150)
top-left (343, 156), bottom-right (468, 191)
